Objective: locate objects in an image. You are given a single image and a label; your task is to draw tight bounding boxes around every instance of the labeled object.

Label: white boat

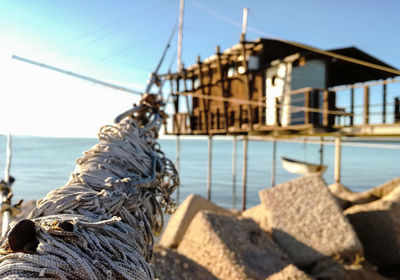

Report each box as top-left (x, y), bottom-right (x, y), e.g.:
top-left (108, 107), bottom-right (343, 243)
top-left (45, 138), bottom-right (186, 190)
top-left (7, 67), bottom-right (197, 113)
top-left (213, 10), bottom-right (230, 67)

top-left (281, 157), bottom-right (327, 175)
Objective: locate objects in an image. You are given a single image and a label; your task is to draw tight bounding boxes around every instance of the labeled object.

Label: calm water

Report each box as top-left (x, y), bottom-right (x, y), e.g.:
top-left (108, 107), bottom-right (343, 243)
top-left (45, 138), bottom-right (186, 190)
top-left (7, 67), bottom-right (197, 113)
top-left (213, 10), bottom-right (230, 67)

top-left (0, 135), bottom-right (399, 210)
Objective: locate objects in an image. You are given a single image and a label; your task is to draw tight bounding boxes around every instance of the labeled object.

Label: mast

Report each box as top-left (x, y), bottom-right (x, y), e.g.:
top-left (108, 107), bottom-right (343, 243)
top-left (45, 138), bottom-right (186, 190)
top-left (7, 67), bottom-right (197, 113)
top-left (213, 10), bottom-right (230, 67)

top-left (241, 7), bottom-right (248, 40)
top-left (177, 0), bottom-right (185, 72)
top-left (175, 0), bottom-right (185, 203)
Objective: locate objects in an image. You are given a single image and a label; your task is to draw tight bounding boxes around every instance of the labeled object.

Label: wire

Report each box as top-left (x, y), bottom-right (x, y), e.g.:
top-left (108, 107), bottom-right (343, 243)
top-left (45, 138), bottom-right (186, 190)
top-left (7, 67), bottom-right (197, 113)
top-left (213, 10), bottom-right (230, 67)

top-left (40, 0), bottom-right (172, 55)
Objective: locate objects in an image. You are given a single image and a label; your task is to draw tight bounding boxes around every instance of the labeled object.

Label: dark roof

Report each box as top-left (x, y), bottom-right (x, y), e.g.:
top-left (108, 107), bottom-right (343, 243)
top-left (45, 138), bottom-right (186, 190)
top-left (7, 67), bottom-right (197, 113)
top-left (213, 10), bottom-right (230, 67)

top-left (327, 47), bottom-right (397, 86)
top-left (257, 39), bottom-right (398, 87)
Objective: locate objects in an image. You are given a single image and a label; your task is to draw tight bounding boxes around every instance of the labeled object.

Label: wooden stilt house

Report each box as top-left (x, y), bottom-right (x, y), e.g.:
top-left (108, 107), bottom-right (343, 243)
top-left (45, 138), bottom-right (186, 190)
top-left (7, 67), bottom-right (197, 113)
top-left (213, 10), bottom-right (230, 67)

top-left (164, 37), bottom-right (400, 137)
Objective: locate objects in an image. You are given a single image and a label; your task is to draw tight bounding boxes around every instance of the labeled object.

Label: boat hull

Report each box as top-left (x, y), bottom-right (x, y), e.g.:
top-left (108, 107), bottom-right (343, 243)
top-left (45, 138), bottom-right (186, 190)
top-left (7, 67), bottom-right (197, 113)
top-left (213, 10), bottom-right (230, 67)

top-left (281, 157), bottom-right (327, 175)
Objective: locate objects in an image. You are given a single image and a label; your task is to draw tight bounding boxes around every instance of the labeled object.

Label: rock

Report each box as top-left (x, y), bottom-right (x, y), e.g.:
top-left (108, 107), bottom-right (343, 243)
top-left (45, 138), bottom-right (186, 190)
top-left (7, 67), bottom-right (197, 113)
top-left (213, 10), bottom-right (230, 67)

top-left (328, 183), bottom-right (375, 209)
top-left (309, 258), bottom-right (348, 279)
top-left (329, 177), bottom-right (400, 209)
top-left (159, 194), bottom-right (235, 249)
top-left (344, 192), bottom-right (400, 269)
top-left (178, 211), bottom-right (293, 280)
top-left (367, 177), bottom-right (400, 199)
top-left (266, 264), bottom-right (312, 280)
top-left (259, 175), bottom-right (363, 268)
top-left (344, 261), bottom-right (387, 280)
top-left (241, 204), bottom-right (271, 234)
top-left (152, 244), bottom-right (217, 280)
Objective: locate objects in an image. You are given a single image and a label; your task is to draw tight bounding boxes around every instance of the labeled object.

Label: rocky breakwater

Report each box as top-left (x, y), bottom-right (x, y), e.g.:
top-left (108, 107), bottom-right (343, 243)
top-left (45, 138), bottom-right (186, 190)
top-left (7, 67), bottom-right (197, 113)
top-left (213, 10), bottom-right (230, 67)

top-left (154, 176), bottom-right (400, 280)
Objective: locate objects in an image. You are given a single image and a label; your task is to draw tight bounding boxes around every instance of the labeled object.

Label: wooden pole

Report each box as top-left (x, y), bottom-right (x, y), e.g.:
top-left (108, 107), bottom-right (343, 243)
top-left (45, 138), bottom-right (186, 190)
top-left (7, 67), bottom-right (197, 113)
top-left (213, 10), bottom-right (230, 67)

top-left (175, 135), bottom-right (180, 203)
top-left (383, 83), bottom-right (387, 124)
top-left (350, 87), bottom-right (354, 126)
top-left (232, 136), bottom-right (237, 209)
top-left (207, 135), bottom-right (213, 201)
top-left (216, 45), bottom-right (229, 132)
top-left (271, 139), bottom-right (276, 187)
top-left (363, 86), bottom-right (369, 125)
top-left (242, 136), bottom-right (248, 211)
top-left (177, 0), bottom-right (184, 72)
top-left (323, 90), bottom-right (329, 127)
top-left (320, 137), bottom-right (324, 166)
top-left (334, 137), bottom-right (341, 184)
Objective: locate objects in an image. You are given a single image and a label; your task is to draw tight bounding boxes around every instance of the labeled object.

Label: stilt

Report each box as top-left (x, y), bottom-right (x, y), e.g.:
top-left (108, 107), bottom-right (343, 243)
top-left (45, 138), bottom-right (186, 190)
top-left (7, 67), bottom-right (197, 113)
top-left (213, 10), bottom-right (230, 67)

top-left (207, 135), bottom-right (213, 201)
top-left (319, 137), bottom-right (324, 166)
top-left (242, 136), bottom-right (248, 211)
top-left (232, 136), bottom-right (237, 209)
top-left (334, 137), bottom-right (341, 184)
top-left (271, 138), bottom-right (277, 187)
top-left (175, 135), bottom-right (180, 203)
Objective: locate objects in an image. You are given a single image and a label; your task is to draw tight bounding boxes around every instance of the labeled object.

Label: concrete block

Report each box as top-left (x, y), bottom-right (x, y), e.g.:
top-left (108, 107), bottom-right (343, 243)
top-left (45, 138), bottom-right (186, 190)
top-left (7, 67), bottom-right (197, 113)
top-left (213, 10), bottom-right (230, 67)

top-left (159, 194), bottom-right (235, 248)
top-left (259, 175), bottom-right (363, 268)
top-left (178, 211), bottom-right (292, 280)
top-left (344, 194), bottom-right (400, 269)
top-left (242, 204), bottom-right (271, 234)
top-left (152, 244), bottom-right (217, 280)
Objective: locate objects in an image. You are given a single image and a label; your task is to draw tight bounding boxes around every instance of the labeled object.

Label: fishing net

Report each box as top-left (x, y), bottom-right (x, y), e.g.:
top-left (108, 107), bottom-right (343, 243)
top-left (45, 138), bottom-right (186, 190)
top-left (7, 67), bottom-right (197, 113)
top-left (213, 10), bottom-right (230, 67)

top-left (0, 103), bottom-right (179, 279)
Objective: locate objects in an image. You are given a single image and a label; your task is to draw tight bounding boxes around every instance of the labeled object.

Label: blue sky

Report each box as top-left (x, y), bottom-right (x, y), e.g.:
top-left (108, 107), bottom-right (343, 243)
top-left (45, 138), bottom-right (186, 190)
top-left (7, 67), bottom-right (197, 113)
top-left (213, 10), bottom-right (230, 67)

top-left (1, 0), bottom-right (399, 137)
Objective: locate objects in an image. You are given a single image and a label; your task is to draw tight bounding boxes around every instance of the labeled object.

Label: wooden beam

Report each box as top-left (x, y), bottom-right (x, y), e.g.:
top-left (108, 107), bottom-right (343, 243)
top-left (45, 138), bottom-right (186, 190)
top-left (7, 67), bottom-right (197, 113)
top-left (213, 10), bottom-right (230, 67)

top-left (323, 90), bottom-right (329, 127)
top-left (350, 87), bottom-right (354, 126)
top-left (241, 39), bottom-right (253, 130)
top-left (364, 86), bottom-right (370, 125)
top-left (216, 45), bottom-right (229, 132)
top-left (242, 136), bottom-right (248, 211)
top-left (207, 135), bottom-right (213, 201)
top-left (334, 137), bottom-right (341, 184)
top-left (271, 139), bottom-right (277, 187)
top-left (197, 56), bottom-right (209, 134)
top-left (183, 69), bottom-right (192, 131)
top-left (304, 90), bottom-right (310, 124)
top-left (175, 136), bottom-right (180, 203)
top-left (383, 83), bottom-right (387, 124)
top-left (232, 136), bottom-right (237, 209)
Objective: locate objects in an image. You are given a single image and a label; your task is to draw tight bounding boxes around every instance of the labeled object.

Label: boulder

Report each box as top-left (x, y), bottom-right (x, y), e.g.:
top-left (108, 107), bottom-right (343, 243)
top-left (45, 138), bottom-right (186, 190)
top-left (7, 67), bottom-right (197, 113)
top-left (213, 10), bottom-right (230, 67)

top-left (241, 204), bottom-right (271, 234)
top-left (328, 183), bottom-right (375, 209)
top-left (329, 177), bottom-right (400, 209)
top-left (344, 261), bottom-right (387, 280)
top-left (259, 175), bottom-right (363, 268)
top-left (178, 211), bottom-right (294, 280)
top-left (344, 190), bottom-right (400, 269)
top-left (159, 194), bottom-right (235, 248)
top-left (367, 177), bottom-right (400, 199)
top-left (152, 244), bottom-right (217, 280)
top-left (266, 264), bottom-right (312, 280)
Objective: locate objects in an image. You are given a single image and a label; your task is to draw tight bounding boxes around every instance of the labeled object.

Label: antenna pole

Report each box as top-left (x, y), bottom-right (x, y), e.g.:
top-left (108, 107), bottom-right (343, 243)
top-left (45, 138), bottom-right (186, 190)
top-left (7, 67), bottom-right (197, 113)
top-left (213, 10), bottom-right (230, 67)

top-left (241, 7), bottom-right (248, 40)
top-left (177, 0), bottom-right (185, 72)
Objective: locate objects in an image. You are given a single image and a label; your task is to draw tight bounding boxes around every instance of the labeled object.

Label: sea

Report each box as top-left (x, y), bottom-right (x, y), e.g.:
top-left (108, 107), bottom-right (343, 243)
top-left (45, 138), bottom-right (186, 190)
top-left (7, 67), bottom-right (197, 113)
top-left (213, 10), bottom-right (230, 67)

top-left (0, 135), bottom-right (399, 210)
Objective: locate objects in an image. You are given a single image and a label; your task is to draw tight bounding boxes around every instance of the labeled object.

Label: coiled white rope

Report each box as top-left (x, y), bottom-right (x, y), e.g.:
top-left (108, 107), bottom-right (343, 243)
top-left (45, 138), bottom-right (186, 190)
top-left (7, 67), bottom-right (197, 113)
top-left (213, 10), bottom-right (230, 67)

top-left (0, 108), bottom-right (178, 279)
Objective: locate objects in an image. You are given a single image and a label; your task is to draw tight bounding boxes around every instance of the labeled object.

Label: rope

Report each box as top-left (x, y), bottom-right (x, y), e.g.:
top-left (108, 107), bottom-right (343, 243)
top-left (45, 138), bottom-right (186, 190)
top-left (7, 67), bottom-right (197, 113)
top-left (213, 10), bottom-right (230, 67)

top-left (0, 105), bottom-right (179, 279)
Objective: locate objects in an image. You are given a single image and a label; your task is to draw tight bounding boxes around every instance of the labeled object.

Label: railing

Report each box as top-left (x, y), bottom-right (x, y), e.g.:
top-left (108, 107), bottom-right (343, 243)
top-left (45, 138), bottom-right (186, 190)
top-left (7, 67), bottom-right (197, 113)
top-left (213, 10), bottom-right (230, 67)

top-left (169, 78), bottom-right (400, 135)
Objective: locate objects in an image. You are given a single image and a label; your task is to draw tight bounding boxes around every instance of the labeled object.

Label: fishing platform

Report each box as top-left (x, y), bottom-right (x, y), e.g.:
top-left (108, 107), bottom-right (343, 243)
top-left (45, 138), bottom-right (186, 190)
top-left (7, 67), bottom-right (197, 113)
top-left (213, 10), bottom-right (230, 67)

top-left (163, 37), bottom-right (400, 138)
